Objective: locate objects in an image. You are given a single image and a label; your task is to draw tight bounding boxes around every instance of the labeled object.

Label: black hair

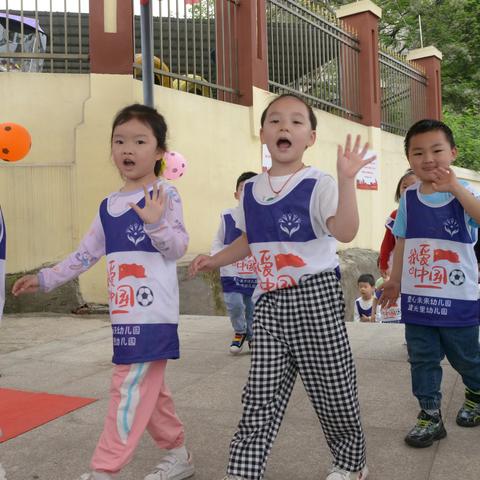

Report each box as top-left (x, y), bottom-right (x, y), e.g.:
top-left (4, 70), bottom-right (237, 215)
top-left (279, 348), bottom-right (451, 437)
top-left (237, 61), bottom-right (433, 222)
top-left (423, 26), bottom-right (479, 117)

top-left (394, 169), bottom-right (416, 202)
top-left (404, 119), bottom-right (456, 157)
top-left (357, 274), bottom-right (375, 286)
top-left (236, 171), bottom-right (257, 190)
top-left (260, 93), bottom-right (317, 130)
top-left (111, 103), bottom-right (168, 176)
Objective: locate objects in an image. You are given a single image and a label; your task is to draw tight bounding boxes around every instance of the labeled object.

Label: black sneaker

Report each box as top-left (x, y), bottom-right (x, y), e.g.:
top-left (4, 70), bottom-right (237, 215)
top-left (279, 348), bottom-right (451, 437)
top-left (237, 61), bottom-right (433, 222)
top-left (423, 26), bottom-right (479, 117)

top-left (404, 410), bottom-right (447, 448)
top-left (456, 391), bottom-right (480, 427)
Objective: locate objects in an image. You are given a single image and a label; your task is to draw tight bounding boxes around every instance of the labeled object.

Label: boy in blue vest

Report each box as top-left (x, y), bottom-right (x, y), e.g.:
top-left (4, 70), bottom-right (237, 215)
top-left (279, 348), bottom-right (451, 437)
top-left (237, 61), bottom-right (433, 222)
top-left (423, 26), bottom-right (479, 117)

top-left (190, 93), bottom-right (374, 480)
top-left (381, 119), bottom-right (480, 448)
top-left (353, 274), bottom-right (375, 322)
top-left (211, 171), bottom-right (258, 354)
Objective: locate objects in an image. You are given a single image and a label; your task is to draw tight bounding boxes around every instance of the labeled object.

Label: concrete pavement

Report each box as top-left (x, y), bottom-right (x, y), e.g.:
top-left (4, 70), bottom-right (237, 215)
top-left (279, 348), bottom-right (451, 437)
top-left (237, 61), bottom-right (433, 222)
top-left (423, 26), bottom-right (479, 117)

top-left (0, 314), bottom-right (478, 480)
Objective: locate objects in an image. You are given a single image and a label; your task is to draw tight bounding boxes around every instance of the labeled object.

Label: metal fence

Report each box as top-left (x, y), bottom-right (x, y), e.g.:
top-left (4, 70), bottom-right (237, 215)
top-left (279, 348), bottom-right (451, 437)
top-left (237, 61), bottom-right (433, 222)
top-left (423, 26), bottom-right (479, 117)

top-left (133, 0), bottom-right (239, 102)
top-left (266, 0), bottom-right (361, 120)
top-left (0, 2), bottom-right (89, 73)
top-left (379, 50), bottom-right (427, 135)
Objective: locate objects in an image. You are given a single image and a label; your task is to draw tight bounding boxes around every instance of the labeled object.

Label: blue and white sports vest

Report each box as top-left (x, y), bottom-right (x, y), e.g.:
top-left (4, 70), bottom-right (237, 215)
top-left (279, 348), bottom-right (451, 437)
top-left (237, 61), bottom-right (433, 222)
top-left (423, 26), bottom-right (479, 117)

top-left (100, 196), bottom-right (179, 364)
top-left (243, 169), bottom-right (338, 302)
top-left (355, 299), bottom-right (372, 318)
top-left (401, 186), bottom-right (479, 327)
top-left (219, 209), bottom-right (256, 295)
top-left (385, 211), bottom-right (396, 233)
top-left (0, 208), bottom-right (5, 322)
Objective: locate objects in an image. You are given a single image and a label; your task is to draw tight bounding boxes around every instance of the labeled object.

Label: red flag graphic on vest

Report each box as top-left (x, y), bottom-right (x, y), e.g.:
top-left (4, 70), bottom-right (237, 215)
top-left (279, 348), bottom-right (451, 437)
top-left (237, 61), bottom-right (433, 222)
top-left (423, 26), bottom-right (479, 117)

top-left (119, 263), bottom-right (147, 280)
top-left (433, 249), bottom-right (460, 263)
top-left (274, 253), bottom-right (306, 270)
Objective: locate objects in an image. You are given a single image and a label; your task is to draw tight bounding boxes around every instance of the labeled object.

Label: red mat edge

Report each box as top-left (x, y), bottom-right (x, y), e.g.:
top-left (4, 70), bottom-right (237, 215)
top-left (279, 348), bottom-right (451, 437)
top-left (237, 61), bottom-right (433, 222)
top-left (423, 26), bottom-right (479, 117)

top-left (0, 388), bottom-right (98, 443)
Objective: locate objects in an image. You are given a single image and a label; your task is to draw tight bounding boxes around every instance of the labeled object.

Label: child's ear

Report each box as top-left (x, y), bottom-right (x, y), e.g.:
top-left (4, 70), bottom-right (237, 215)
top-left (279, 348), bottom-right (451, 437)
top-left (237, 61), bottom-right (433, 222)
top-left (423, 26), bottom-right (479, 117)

top-left (307, 130), bottom-right (317, 148)
top-left (451, 146), bottom-right (458, 162)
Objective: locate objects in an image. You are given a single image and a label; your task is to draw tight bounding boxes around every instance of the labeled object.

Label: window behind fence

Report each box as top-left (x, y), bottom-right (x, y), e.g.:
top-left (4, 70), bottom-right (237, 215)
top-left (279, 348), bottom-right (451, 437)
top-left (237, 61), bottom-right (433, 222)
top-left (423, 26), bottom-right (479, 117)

top-left (266, 0), bottom-right (361, 121)
top-left (0, 1), bottom-right (89, 73)
top-left (379, 49), bottom-right (427, 135)
top-left (132, 0), bottom-right (239, 103)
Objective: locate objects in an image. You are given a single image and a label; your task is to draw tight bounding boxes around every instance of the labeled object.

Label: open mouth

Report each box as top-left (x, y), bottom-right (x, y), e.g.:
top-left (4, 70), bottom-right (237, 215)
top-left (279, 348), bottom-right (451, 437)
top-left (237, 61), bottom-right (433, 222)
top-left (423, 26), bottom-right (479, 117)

top-left (276, 138), bottom-right (292, 149)
top-left (123, 159), bottom-right (135, 167)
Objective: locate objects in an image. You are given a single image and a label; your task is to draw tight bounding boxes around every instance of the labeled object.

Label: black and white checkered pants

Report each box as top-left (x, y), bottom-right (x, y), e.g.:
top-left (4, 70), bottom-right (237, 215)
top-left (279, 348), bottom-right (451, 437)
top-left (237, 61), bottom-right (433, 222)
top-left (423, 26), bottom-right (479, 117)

top-left (227, 271), bottom-right (366, 479)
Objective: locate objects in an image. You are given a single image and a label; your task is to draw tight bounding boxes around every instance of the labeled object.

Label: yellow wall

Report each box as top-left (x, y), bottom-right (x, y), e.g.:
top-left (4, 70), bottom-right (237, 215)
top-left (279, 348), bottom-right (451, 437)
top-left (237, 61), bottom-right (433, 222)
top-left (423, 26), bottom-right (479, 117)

top-left (1, 73), bottom-right (479, 303)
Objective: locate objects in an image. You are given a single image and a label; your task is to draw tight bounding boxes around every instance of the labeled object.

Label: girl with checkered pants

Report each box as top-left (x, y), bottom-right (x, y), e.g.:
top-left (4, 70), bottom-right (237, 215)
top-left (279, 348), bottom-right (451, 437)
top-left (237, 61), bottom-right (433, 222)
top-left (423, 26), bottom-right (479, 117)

top-left (190, 94), bottom-right (373, 480)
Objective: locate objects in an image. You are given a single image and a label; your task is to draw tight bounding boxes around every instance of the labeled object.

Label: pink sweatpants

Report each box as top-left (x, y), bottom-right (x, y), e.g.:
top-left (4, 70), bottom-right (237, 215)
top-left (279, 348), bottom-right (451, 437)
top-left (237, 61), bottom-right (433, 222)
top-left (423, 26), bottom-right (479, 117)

top-left (91, 359), bottom-right (184, 473)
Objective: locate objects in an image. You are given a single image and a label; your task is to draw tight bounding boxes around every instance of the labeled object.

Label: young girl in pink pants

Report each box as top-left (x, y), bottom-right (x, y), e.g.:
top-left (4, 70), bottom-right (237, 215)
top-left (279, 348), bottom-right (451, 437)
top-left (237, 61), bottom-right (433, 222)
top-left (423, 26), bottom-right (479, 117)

top-left (13, 104), bottom-right (194, 480)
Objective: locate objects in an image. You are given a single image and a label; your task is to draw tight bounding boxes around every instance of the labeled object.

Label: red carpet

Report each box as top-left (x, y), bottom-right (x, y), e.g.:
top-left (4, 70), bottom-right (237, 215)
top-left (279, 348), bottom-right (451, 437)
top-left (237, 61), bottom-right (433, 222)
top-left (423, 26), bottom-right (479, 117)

top-left (0, 388), bottom-right (97, 442)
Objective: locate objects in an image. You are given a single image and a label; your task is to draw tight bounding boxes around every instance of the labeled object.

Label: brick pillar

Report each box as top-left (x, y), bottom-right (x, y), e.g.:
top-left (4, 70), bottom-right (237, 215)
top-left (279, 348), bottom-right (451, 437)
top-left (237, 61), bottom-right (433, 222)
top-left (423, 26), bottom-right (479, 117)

top-left (89, 0), bottom-right (134, 74)
top-left (216, 0), bottom-right (268, 106)
top-left (407, 46), bottom-right (443, 120)
top-left (337, 0), bottom-right (382, 127)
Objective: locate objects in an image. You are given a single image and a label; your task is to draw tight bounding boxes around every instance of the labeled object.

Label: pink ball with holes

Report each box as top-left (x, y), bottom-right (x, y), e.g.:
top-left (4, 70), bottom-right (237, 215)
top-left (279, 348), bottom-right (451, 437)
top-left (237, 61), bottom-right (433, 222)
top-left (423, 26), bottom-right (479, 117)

top-left (163, 151), bottom-right (187, 180)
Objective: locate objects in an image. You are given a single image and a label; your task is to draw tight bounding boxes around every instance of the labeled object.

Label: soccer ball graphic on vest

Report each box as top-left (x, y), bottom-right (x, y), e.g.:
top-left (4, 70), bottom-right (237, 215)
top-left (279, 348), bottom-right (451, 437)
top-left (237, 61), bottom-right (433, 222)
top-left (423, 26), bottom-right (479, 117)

top-left (136, 286), bottom-right (154, 307)
top-left (449, 269), bottom-right (465, 286)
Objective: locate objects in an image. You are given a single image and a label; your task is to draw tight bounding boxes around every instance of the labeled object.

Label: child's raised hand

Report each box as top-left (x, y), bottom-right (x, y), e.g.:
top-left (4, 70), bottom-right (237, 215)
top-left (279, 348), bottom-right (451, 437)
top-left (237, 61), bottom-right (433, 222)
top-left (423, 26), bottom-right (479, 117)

top-left (130, 183), bottom-right (166, 225)
top-left (188, 254), bottom-right (216, 278)
top-left (337, 134), bottom-right (376, 180)
top-left (378, 279), bottom-right (400, 309)
top-left (432, 167), bottom-right (460, 194)
top-left (12, 274), bottom-right (40, 296)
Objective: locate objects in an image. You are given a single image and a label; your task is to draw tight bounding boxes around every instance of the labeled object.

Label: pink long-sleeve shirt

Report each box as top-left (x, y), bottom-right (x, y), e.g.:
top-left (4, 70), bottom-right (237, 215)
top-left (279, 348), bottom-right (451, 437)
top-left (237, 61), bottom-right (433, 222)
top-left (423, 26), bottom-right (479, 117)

top-left (39, 180), bottom-right (189, 292)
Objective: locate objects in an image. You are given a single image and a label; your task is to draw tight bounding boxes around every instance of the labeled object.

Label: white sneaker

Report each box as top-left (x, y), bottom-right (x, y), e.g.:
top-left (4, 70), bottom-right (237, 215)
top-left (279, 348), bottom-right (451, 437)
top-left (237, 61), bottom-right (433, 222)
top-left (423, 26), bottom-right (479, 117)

top-left (144, 452), bottom-right (195, 480)
top-left (326, 465), bottom-right (369, 480)
top-left (78, 472), bottom-right (113, 480)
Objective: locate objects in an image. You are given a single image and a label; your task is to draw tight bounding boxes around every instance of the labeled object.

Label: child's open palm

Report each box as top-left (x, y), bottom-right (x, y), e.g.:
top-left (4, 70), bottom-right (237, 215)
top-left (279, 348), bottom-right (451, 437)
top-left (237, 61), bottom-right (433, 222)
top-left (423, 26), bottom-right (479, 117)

top-left (432, 167), bottom-right (460, 193)
top-left (130, 183), bottom-right (166, 225)
top-left (337, 134), bottom-right (376, 180)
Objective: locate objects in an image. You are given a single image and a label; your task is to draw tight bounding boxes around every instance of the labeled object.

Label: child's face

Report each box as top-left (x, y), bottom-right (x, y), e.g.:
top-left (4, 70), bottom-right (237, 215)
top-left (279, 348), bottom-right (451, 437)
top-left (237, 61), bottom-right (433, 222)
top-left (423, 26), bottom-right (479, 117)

top-left (407, 130), bottom-right (457, 184)
top-left (358, 282), bottom-right (374, 300)
top-left (234, 181), bottom-right (245, 201)
top-left (260, 96), bottom-right (316, 168)
top-left (111, 118), bottom-right (163, 186)
top-left (399, 174), bottom-right (417, 195)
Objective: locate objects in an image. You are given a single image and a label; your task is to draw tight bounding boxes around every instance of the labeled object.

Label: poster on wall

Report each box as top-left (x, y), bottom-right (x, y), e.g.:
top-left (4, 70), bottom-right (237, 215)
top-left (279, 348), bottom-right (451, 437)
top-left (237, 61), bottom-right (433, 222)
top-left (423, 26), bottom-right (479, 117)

top-left (356, 150), bottom-right (379, 190)
top-left (262, 144), bottom-right (272, 172)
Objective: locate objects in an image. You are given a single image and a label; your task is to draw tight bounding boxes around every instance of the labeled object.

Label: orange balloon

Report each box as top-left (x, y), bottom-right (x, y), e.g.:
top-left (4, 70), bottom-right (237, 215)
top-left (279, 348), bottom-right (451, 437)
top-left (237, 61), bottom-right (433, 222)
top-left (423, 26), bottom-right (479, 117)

top-left (0, 122), bottom-right (31, 162)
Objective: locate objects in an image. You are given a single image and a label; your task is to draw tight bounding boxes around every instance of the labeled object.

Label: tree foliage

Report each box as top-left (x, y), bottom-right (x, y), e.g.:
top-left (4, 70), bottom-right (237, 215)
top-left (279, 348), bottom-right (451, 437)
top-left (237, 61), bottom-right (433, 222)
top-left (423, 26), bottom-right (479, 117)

top-left (444, 108), bottom-right (480, 171)
top-left (331, 0), bottom-right (480, 114)
top-left (327, 0), bottom-right (480, 169)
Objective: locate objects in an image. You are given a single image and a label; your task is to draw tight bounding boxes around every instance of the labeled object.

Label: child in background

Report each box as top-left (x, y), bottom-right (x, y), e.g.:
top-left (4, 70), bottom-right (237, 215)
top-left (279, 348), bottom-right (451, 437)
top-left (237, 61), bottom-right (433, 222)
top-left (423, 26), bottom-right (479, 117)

top-left (211, 171), bottom-right (258, 354)
top-left (12, 104), bottom-right (194, 480)
top-left (190, 93), bottom-right (373, 480)
top-left (380, 119), bottom-right (480, 448)
top-left (0, 207), bottom-right (5, 323)
top-left (353, 274), bottom-right (375, 322)
top-left (378, 169), bottom-right (417, 276)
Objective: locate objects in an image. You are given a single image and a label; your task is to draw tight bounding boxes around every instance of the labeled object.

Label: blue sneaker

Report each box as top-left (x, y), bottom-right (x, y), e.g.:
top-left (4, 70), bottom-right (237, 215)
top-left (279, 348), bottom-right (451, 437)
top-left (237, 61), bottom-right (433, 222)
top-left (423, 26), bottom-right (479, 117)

top-left (229, 333), bottom-right (247, 354)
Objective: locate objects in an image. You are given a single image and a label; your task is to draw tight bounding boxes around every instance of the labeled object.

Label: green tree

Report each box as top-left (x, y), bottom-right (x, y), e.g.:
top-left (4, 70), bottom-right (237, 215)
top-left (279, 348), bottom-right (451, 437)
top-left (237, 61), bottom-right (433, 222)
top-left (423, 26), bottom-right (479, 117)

top-left (444, 108), bottom-right (480, 172)
top-left (330, 0), bottom-right (480, 114)
top-left (187, 0), bottom-right (215, 18)
top-left (328, 0), bottom-right (480, 169)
